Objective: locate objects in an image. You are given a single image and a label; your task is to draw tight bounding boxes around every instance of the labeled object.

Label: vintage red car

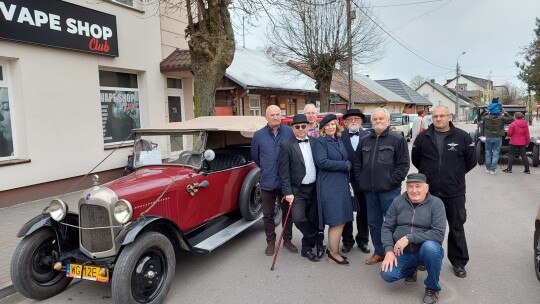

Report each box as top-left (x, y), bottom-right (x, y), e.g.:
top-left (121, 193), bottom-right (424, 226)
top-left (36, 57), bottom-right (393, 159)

top-left (11, 116), bottom-right (280, 303)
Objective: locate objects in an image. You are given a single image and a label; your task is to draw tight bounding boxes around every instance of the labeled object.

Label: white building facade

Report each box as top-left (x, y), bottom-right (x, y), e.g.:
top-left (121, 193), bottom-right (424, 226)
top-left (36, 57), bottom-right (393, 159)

top-left (0, 0), bottom-right (193, 206)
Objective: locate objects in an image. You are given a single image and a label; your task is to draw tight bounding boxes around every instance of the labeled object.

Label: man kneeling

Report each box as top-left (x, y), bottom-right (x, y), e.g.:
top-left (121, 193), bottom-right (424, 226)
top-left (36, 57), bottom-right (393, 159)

top-left (380, 173), bottom-right (446, 304)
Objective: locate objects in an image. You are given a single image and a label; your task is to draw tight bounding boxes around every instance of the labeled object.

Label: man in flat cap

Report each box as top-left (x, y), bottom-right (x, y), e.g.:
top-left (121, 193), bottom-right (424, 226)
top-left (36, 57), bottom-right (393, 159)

top-left (341, 109), bottom-right (371, 254)
top-left (278, 114), bottom-right (325, 261)
top-left (380, 173), bottom-right (446, 304)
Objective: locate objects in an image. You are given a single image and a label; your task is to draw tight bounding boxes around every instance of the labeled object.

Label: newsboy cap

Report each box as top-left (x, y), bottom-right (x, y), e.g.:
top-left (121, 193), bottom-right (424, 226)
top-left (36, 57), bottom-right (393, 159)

top-left (343, 108), bottom-right (366, 120)
top-left (406, 173), bottom-right (427, 183)
top-left (291, 114), bottom-right (308, 125)
top-left (318, 114), bottom-right (337, 129)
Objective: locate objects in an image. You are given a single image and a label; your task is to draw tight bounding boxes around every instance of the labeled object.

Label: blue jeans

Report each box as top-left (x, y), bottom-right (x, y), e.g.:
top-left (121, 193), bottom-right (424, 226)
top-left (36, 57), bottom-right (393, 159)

top-left (380, 241), bottom-right (444, 291)
top-left (365, 188), bottom-right (401, 256)
top-left (485, 137), bottom-right (502, 171)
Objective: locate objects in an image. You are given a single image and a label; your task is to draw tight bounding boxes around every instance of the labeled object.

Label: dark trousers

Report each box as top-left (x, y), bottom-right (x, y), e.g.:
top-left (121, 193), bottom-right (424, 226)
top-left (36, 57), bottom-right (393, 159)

top-left (507, 145), bottom-right (530, 171)
top-left (342, 191), bottom-right (369, 247)
top-left (261, 189), bottom-right (293, 244)
top-left (290, 183), bottom-right (319, 250)
top-left (440, 195), bottom-right (469, 267)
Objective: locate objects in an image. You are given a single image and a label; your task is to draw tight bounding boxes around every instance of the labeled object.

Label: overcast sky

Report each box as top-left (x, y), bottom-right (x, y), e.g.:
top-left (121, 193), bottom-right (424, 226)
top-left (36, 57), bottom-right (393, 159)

top-left (233, 0), bottom-right (540, 91)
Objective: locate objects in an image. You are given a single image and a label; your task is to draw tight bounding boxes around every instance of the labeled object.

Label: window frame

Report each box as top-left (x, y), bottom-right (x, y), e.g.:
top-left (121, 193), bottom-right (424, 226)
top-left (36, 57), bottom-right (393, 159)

top-left (248, 94), bottom-right (261, 116)
top-left (0, 61), bottom-right (15, 161)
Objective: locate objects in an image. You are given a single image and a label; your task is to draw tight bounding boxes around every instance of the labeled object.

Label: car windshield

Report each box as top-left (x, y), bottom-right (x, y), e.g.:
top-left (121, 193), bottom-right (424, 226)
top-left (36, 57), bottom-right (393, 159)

top-left (390, 116), bottom-right (402, 125)
top-left (132, 131), bottom-right (207, 169)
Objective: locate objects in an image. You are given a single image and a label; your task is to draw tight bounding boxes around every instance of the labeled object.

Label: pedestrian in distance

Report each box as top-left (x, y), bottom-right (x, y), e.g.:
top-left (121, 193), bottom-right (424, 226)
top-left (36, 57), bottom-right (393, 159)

top-left (411, 105), bottom-right (476, 278)
top-left (278, 114), bottom-right (326, 262)
top-left (340, 109), bottom-right (371, 254)
top-left (315, 114), bottom-right (353, 266)
top-left (354, 107), bottom-right (410, 265)
top-left (503, 112), bottom-right (530, 174)
top-left (251, 105), bottom-right (298, 256)
top-left (482, 97), bottom-right (514, 174)
top-left (380, 173), bottom-right (446, 304)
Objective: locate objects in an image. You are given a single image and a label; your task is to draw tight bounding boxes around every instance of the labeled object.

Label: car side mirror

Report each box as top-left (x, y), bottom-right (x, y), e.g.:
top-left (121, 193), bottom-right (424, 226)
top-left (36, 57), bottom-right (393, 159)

top-left (203, 149), bottom-right (215, 161)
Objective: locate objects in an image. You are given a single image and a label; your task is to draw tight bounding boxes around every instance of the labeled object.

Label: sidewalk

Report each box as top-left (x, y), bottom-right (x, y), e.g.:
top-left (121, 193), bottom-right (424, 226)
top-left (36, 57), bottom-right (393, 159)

top-left (0, 190), bottom-right (83, 299)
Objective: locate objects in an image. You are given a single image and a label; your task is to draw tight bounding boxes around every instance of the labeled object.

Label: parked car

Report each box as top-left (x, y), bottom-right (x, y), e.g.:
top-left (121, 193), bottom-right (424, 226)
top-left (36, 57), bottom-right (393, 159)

top-left (470, 105), bottom-right (540, 167)
top-left (282, 112), bottom-right (344, 129)
top-left (535, 205), bottom-right (540, 281)
top-left (11, 116), bottom-right (282, 303)
top-left (390, 113), bottom-right (412, 141)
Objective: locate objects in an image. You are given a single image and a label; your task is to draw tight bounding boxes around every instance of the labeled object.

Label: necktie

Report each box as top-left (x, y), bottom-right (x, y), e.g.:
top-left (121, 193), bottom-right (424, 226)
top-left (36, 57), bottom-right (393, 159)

top-left (350, 132), bottom-right (359, 137)
top-left (297, 139), bottom-right (309, 143)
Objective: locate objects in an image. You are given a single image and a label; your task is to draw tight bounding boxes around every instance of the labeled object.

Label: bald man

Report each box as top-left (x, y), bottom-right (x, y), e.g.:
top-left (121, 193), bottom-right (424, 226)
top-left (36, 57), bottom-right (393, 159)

top-left (251, 105), bottom-right (297, 256)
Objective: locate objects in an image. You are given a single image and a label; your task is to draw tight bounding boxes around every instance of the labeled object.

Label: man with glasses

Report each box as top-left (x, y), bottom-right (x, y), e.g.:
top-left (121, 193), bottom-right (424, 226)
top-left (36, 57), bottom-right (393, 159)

top-left (340, 109), bottom-right (371, 254)
top-left (411, 105), bottom-right (476, 278)
top-left (278, 114), bottom-right (325, 261)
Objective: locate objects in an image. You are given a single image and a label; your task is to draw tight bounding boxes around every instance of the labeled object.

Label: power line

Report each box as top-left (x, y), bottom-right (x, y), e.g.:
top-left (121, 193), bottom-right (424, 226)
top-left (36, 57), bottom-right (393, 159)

top-left (392, 0), bottom-right (454, 31)
top-left (352, 1), bottom-right (453, 70)
top-left (370, 0), bottom-right (444, 8)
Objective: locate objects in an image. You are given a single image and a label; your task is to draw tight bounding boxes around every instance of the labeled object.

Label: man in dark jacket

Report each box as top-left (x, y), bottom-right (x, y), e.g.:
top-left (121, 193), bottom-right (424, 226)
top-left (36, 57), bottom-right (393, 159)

top-left (482, 98), bottom-right (513, 174)
top-left (341, 109), bottom-right (371, 254)
top-left (251, 105), bottom-right (296, 256)
top-left (380, 173), bottom-right (446, 304)
top-left (354, 108), bottom-right (410, 265)
top-left (412, 105), bottom-right (476, 278)
top-left (278, 114), bottom-right (325, 261)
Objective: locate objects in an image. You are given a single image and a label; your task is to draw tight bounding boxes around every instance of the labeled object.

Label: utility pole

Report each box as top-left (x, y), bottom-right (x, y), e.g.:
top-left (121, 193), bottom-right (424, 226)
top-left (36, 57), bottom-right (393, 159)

top-left (347, 0), bottom-right (354, 110)
top-left (455, 51), bottom-right (466, 124)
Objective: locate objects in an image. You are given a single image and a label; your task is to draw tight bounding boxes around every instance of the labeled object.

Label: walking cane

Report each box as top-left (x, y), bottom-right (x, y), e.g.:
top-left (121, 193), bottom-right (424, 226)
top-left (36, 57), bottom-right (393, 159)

top-left (270, 197), bottom-right (292, 271)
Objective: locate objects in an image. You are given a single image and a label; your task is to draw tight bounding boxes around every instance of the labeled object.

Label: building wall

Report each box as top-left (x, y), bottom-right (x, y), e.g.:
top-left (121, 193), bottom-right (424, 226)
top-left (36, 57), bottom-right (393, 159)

top-left (0, 0), bottom-right (191, 204)
top-left (446, 77), bottom-right (491, 104)
top-left (353, 102), bottom-right (406, 114)
top-left (416, 84), bottom-right (468, 121)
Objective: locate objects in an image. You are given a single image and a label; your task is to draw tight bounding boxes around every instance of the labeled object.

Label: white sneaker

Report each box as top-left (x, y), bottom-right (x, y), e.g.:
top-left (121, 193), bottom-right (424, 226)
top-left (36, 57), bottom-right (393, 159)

top-left (485, 170), bottom-right (491, 174)
top-left (489, 171), bottom-right (496, 175)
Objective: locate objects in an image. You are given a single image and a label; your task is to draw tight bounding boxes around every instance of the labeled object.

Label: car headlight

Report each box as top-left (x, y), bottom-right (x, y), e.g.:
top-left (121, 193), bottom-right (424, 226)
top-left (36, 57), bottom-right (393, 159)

top-left (113, 199), bottom-right (133, 224)
top-left (48, 199), bottom-right (68, 222)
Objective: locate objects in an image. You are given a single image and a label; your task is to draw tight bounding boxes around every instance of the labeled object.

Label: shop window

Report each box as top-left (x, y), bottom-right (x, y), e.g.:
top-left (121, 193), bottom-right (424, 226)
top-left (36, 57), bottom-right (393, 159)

top-left (249, 95), bottom-right (261, 116)
top-left (0, 62), bottom-right (13, 159)
top-left (99, 70), bottom-right (140, 145)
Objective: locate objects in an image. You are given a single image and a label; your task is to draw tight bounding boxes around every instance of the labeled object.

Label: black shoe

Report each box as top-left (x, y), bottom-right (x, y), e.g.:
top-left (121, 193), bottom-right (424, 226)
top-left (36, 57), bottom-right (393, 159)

top-left (423, 288), bottom-right (439, 304)
top-left (502, 168), bottom-right (512, 173)
top-left (358, 244), bottom-right (371, 253)
top-left (404, 266), bottom-right (418, 284)
top-left (453, 266), bottom-right (467, 278)
top-left (301, 249), bottom-right (319, 262)
top-left (326, 248), bottom-right (347, 260)
top-left (316, 243), bottom-right (327, 259)
top-left (327, 252), bottom-right (350, 266)
top-left (524, 170), bottom-right (530, 174)
top-left (341, 244), bottom-right (353, 253)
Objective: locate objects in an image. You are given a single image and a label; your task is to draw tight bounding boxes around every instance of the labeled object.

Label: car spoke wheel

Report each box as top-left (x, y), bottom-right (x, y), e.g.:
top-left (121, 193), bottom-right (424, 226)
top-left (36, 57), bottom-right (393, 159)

top-left (273, 199), bottom-right (283, 227)
top-left (239, 167), bottom-right (263, 220)
top-left (112, 232), bottom-right (175, 304)
top-left (11, 229), bottom-right (72, 300)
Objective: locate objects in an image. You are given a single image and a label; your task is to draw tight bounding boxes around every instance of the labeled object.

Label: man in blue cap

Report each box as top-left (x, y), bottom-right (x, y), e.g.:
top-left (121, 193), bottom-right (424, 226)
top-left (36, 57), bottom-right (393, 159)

top-left (482, 97), bottom-right (513, 174)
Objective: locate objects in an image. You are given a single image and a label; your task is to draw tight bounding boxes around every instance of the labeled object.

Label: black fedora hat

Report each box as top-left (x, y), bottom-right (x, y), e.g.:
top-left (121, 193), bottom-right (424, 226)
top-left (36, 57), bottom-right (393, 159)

top-left (319, 114), bottom-right (337, 129)
top-left (291, 114), bottom-right (308, 125)
top-left (343, 108), bottom-right (366, 120)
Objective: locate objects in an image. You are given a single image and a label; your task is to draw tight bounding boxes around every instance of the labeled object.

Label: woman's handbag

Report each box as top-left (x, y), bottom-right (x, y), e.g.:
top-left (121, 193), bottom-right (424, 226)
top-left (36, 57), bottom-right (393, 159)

top-left (349, 182), bottom-right (360, 212)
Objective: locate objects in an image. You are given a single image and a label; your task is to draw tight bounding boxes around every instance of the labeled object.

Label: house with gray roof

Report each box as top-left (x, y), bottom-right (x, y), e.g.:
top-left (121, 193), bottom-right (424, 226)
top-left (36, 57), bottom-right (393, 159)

top-left (445, 74), bottom-right (493, 105)
top-left (416, 80), bottom-right (471, 121)
top-left (375, 78), bottom-right (432, 114)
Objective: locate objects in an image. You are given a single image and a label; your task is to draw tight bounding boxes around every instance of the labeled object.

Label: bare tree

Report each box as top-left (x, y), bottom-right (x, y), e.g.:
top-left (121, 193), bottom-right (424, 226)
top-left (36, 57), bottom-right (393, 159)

top-left (410, 75), bottom-right (429, 90)
top-left (266, 0), bottom-right (384, 111)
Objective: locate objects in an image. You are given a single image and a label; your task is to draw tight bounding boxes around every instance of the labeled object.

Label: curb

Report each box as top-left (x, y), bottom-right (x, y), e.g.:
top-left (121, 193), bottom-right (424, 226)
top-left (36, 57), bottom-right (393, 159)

top-left (0, 281), bottom-right (16, 299)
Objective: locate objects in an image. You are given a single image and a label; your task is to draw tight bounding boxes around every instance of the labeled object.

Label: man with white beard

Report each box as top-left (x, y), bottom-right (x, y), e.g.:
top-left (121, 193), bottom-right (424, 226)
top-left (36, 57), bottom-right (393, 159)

top-left (353, 108), bottom-right (410, 265)
top-left (340, 109), bottom-right (371, 254)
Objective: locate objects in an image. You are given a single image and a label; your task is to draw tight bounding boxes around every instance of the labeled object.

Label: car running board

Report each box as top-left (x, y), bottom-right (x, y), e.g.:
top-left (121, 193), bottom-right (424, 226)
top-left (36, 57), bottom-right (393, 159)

top-left (191, 214), bottom-right (262, 253)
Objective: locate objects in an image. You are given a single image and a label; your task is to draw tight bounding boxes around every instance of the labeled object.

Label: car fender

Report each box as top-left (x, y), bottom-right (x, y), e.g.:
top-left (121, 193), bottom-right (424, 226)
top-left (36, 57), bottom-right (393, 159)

top-left (531, 136), bottom-right (540, 146)
top-left (115, 216), bottom-right (192, 252)
top-left (17, 212), bottom-right (79, 238)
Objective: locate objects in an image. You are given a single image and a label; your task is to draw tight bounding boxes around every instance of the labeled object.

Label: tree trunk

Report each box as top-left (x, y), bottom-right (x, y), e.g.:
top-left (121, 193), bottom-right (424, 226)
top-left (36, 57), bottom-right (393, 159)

top-left (317, 81), bottom-right (331, 112)
top-left (186, 0), bottom-right (235, 117)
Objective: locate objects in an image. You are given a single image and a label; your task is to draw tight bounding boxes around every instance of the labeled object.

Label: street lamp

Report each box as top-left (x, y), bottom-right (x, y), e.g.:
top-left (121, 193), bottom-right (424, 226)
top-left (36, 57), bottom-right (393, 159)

top-left (455, 51), bottom-right (466, 124)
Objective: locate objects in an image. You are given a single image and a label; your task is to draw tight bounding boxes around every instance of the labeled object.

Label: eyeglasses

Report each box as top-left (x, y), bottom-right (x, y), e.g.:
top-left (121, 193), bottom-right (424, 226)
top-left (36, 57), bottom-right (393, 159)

top-left (432, 114), bottom-right (450, 119)
top-left (346, 117), bottom-right (361, 122)
top-left (294, 124), bottom-right (307, 130)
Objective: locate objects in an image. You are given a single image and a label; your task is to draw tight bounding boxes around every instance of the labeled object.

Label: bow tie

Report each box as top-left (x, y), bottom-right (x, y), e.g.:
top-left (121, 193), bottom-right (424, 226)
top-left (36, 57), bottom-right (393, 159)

top-left (350, 132), bottom-right (359, 137)
top-left (297, 139), bottom-right (309, 143)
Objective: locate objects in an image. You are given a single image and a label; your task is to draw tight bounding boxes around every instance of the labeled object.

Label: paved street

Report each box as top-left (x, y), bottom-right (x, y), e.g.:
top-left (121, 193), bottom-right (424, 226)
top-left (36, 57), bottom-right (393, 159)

top-left (2, 122), bottom-right (540, 303)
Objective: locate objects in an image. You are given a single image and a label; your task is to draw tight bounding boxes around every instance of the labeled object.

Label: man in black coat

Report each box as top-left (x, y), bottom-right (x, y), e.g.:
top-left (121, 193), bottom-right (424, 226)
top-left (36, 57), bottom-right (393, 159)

top-left (340, 109), bottom-right (371, 254)
top-left (278, 114), bottom-right (325, 261)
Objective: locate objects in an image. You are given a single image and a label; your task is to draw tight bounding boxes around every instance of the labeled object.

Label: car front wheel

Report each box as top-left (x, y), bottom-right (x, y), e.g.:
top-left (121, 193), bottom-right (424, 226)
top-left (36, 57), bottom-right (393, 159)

top-left (533, 145), bottom-right (539, 167)
top-left (112, 232), bottom-right (175, 304)
top-left (477, 141), bottom-right (485, 165)
top-left (10, 229), bottom-right (73, 300)
top-left (239, 167), bottom-right (263, 221)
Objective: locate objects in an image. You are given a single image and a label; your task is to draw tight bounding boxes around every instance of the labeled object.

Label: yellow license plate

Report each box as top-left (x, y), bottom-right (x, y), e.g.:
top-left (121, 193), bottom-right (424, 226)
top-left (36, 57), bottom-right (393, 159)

top-left (66, 263), bottom-right (109, 282)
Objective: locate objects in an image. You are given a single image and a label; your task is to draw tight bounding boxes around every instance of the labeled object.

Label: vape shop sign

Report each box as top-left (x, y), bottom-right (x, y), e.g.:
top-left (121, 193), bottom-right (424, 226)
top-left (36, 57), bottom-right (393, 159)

top-left (0, 0), bottom-right (118, 56)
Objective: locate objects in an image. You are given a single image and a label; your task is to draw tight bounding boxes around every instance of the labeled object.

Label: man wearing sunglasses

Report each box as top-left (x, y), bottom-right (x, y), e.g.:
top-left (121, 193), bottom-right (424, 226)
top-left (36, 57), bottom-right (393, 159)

top-left (278, 114), bottom-right (325, 261)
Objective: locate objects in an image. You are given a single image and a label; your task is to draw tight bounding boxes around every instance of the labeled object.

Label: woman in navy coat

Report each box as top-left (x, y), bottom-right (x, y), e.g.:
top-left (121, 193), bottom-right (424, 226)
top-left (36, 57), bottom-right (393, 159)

top-left (315, 114), bottom-right (353, 266)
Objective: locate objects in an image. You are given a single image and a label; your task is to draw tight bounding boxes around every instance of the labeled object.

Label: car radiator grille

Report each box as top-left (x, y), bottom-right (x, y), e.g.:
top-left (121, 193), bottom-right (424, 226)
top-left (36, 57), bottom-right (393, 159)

top-left (80, 204), bottom-right (113, 253)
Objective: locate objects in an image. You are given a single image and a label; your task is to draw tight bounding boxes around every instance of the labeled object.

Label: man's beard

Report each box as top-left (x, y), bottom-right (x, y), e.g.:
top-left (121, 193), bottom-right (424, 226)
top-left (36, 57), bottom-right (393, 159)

top-left (348, 124), bottom-right (360, 132)
top-left (373, 124), bottom-right (386, 133)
